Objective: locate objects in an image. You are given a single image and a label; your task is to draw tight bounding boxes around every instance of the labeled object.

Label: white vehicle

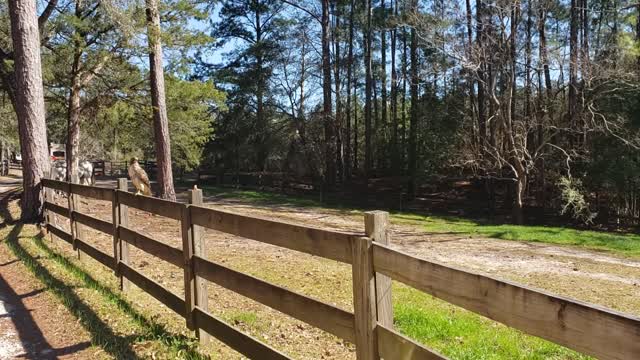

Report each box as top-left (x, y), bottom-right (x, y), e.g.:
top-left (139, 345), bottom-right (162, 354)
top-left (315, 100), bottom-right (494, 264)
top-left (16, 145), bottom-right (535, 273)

top-left (50, 143), bottom-right (65, 161)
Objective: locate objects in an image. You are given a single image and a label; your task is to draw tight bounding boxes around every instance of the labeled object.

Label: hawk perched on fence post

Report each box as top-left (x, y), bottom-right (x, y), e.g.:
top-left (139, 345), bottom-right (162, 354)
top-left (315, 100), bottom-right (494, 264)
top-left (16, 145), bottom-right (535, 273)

top-left (128, 157), bottom-right (152, 196)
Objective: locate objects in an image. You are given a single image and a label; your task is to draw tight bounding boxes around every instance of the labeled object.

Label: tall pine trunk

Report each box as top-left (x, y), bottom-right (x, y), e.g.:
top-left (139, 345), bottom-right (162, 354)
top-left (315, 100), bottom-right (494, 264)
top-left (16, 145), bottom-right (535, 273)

top-left (146, 0), bottom-right (176, 200)
top-left (322, 0), bottom-right (335, 188)
top-left (8, 0), bottom-right (50, 222)
top-left (380, 0), bottom-right (388, 173)
top-left (333, 2), bottom-right (343, 181)
top-left (568, 0), bottom-right (579, 137)
top-left (363, 0), bottom-right (373, 178)
top-left (345, 0), bottom-right (356, 180)
top-left (407, 0), bottom-right (418, 200)
top-left (66, 0), bottom-right (82, 183)
top-left (390, 0), bottom-right (399, 171)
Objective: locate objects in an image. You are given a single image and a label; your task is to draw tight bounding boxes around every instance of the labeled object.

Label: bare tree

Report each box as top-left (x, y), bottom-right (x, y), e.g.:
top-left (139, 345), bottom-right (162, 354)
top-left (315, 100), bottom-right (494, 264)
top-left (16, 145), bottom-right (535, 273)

top-left (8, 0), bottom-right (50, 221)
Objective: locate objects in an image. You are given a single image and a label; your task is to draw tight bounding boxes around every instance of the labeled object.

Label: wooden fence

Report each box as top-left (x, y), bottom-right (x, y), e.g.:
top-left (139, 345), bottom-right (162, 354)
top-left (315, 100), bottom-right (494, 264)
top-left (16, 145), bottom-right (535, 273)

top-left (41, 178), bottom-right (640, 360)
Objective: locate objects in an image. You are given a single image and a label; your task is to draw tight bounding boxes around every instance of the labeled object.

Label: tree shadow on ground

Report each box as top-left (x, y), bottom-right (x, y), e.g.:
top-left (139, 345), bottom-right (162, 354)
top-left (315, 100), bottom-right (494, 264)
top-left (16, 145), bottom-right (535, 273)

top-left (0, 188), bottom-right (20, 227)
top-left (5, 224), bottom-right (141, 359)
top-left (27, 230), bottom-right (206, 359)
top-left (0, 270), bottom-right (91, 359)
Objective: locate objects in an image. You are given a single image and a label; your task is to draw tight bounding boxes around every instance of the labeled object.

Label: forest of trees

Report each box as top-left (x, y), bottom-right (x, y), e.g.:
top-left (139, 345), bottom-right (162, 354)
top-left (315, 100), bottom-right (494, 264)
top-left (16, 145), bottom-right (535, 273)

top-left (1, 0), bottom-right (640, 226)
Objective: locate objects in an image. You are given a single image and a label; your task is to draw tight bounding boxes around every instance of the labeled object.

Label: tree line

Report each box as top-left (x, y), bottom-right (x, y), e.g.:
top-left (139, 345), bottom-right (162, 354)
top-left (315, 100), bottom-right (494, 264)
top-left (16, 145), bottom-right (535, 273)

top-left (1, 0), bottom-right (640, 226)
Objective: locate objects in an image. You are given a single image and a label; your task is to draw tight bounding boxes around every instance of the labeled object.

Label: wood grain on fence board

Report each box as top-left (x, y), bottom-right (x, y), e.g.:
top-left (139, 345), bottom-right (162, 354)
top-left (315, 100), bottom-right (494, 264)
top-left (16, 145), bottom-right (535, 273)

top-left (119, 263), bottom-right (185, 316)
top-left (118, 226), bottom-right (183, 268)
top-left (117, 190), bottom-right (183, 220)
top-left (69, 183), bottom-right (113, 201)
top-left (116, 179), bottom-right (131, 291)
top-left (190, 189), bottom-right (209, 343)
top-left (190, 205), bottom-right (355, 263)
top-left (364, 211), bottom-right (393, 329)
top-left (75, 238), bottom-right (115, 270)
top-left (194, 307), bottom-right (291, 360)
top-left (193, 255), bottom-right (356, 342)
top-left (377, 325), bottom-right (448, 360)
top-left (44, 201), bottom-right (68, 217)
top-left (181, 204), bottom-right (197, 330)
top-left (372, 243), bottom-right (640, 360)
top-left (47, 224), bottom-right (72, 244)
top-left (73, 211), bottom-right (112, 234)
top-left (351, 237), bottom-right (378, 360)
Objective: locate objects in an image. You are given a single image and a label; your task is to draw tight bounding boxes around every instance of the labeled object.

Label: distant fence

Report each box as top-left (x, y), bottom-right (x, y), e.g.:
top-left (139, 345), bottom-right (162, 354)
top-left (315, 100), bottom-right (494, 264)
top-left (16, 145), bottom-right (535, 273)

top-left (41, 178), bottom-right (640, 360)
top-left (91, 160), bottom-right (157, 178)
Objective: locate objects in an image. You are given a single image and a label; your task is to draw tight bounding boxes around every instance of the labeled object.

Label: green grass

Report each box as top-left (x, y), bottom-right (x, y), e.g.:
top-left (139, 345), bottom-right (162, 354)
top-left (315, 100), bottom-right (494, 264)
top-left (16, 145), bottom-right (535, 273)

top-left (393, 214), bottom-right (640, 257)
top-left (393, 285), bottom-right (589, 359)
top-left (199, 185), bottom-right (640, 257)
top-left (201, 186), bottom-right (325, 208)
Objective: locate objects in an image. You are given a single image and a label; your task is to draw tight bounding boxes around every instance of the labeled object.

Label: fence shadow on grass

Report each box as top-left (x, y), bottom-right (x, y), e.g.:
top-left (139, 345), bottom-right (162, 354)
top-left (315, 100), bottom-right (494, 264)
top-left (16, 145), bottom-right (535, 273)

top-left (28, 229), bottom-right (207, 359)
top-left (5, 224), bottom-right (141, 359)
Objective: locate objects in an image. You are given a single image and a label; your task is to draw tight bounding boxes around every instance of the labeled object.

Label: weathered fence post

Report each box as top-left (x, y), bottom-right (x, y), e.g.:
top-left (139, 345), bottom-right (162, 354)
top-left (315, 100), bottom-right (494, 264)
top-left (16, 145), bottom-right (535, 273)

top-left (116, 178), bottom-right (131, 292)
top-left (352, 235), bottom-right (379, 360)
top-left (42, 171), bottom-right (51, 239)
top-left (365, 211), bottom-right (393, 328)
top-left (181, 196), bottom-right (196, 330)
top-left (184, 187), bottom-right (210, 344)
top-left (67, 177), bottom-right (82, 258)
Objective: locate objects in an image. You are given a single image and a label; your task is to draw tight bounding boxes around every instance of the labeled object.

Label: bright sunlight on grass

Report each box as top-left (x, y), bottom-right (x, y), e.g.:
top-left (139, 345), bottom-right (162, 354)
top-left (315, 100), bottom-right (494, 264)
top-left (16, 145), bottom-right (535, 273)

top-left (393, 285), bottom-right (589, 359)
top-left (200, 185), bottom-right (640, 258)
top-left (393, 214), bottom-right (640, 257)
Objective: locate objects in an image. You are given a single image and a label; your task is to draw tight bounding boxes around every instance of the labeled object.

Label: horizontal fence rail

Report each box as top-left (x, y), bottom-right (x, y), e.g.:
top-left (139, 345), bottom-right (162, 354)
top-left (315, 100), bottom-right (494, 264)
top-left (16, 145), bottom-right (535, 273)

top-left (118, 226), bottom-right (183, 268)
top-left (372, 243), bottom-right (640, 360)
top-left (44, 201), bottom-right (68, 217)
top-left (193, 307), bottom-right (291, 360)
top-left (193, 255), bottom-right (356, 342)
top-left (117, 190), bottom-right (182, 220)
top-left (73, 211), bottom-right (112, 234)
top-left (70, 183), bottom-right (114, 201)
top-left (190, 205), bottom-right (355, 263)
top-left (42, 178), bottom-right (640, 360)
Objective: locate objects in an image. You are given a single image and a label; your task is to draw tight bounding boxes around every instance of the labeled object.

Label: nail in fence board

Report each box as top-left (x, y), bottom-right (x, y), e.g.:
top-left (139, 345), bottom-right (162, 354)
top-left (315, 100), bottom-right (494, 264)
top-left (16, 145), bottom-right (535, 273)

top-left (372, 243), bottom-right (640, 360)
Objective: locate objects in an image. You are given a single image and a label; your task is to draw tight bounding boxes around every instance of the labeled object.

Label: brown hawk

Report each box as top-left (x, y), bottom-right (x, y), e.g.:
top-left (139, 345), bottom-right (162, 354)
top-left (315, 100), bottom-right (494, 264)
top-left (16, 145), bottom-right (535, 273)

top-left (128, 157), bottom-right (152, 196)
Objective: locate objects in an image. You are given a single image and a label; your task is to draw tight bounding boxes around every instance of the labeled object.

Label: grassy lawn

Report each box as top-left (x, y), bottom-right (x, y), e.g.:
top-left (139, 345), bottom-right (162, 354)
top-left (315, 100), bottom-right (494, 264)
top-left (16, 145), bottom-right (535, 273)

top-left (393, 285), bottom-right (588, 359)
top-left (200, 185), bottom-right (640, 258)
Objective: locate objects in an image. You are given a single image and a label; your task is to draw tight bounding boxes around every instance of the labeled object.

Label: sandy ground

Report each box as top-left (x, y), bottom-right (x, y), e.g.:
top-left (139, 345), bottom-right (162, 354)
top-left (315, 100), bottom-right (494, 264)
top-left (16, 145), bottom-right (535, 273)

top-left (9, 174), bottom-right (640, 359)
